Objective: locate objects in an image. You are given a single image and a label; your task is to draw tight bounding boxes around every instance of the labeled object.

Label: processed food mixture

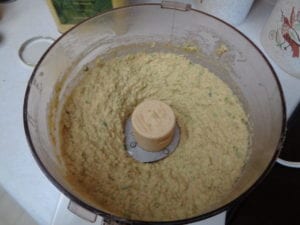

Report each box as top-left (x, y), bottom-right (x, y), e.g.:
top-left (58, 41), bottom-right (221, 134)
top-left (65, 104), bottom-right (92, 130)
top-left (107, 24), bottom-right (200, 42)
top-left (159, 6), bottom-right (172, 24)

top-left (59, 52), bottom-right (250, 221)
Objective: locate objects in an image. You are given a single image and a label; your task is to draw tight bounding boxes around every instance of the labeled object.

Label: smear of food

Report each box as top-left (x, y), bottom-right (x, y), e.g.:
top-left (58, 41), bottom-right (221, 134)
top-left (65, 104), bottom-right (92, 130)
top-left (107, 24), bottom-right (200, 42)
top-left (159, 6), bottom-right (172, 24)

top-left (59, 52), bottom-right (250, 221)
top-left (216, 43), bottom-right (229, 56)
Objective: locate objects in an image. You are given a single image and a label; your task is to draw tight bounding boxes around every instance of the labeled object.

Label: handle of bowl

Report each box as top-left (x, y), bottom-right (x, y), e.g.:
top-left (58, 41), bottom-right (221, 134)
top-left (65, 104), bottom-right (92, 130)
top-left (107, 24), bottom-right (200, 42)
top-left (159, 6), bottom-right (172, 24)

top-left (68, 200), bottom-right (97, 223)
top-left (276, 158), bottom-right (300, 168)
top-left (68, 201), bottom-right (125, 224)
top-left (276, 103), bottom-right (300, 169)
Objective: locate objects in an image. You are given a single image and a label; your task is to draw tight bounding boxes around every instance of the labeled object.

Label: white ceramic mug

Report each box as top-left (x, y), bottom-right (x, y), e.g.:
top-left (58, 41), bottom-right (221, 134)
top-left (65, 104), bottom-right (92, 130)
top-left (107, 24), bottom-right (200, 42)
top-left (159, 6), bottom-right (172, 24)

top-left (192, 0), bottom-right (254, 25)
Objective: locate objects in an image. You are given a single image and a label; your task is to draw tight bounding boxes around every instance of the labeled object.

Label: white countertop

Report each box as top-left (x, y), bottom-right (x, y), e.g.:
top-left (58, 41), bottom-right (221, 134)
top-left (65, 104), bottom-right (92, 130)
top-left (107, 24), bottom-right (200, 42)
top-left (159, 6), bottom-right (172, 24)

top-left (0, 0), bottom-right (300, 225)
top-left (0, 1), bottom-right (60, 225)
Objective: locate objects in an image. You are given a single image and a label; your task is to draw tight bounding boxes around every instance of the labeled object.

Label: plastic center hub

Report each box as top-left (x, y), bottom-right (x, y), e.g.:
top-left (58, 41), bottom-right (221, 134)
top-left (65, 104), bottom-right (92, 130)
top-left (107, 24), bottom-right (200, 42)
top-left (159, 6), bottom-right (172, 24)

top-left (125, 100), bottom-right (180, 163)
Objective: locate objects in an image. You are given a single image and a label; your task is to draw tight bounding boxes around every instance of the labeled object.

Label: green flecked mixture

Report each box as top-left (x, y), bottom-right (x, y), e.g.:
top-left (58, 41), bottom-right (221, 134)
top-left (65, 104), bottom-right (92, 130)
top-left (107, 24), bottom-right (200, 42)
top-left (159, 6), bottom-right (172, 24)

top-left (59, 52), bottom-right (250, 221)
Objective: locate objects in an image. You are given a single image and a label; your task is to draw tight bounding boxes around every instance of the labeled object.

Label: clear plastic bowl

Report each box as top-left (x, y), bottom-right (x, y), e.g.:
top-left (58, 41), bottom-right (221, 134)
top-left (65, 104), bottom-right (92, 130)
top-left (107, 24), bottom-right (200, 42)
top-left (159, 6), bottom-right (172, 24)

top-left (23, 2), bottom-right (286, 224)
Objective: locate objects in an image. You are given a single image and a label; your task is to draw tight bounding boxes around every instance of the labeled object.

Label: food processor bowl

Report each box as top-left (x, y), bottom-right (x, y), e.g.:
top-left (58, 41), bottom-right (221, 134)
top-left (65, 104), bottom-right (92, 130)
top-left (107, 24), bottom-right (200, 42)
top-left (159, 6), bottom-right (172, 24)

top-left (23, 2), bottom-right (286, 224)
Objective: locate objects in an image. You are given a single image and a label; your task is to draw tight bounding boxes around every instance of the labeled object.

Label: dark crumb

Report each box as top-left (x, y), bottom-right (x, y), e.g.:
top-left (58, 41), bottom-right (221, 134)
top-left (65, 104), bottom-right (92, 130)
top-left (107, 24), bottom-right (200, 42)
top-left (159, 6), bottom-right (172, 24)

top-left (83, 66), bottom-right (89, 72)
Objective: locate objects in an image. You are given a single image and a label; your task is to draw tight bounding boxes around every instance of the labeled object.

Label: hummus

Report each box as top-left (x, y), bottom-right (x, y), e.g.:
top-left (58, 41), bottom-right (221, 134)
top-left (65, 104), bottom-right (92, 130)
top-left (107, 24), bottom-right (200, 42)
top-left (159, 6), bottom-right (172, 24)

top-left (59, 52), bottom-right (250, 221)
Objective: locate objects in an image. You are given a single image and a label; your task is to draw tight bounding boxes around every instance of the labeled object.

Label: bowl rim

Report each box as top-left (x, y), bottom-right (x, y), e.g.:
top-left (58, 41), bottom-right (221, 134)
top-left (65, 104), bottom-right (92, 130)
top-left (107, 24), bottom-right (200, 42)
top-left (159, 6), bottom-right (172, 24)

top-left (23, 3), bottom-right (287, 225)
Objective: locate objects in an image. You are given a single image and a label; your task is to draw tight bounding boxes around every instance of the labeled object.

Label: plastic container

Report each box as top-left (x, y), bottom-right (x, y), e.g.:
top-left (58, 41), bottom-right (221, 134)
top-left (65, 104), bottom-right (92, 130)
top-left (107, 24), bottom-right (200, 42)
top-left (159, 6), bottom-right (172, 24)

top-left (24, 2), bottom-right (286, 224)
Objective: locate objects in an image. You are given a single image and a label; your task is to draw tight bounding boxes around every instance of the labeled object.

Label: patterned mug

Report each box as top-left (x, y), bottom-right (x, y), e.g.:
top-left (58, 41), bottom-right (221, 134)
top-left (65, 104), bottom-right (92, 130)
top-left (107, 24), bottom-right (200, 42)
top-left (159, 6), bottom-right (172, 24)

top-left (261, 0), bottom-right (300, 78)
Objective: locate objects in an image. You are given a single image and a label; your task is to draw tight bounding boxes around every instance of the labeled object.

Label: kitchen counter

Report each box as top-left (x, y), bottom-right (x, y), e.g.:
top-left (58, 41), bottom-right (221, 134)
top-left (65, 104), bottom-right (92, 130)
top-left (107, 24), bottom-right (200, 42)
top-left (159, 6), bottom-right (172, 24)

top-left (0, 0), bottom-right (300, 225)
top-left (0, 1), bottom-right (61, 225)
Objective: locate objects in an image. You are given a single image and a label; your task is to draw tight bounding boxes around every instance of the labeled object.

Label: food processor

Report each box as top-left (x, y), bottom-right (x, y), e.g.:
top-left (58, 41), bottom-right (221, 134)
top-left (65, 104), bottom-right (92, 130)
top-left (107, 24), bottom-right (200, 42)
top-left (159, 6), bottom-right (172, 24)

top-left (23, 2), bottom-right (286, 224)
